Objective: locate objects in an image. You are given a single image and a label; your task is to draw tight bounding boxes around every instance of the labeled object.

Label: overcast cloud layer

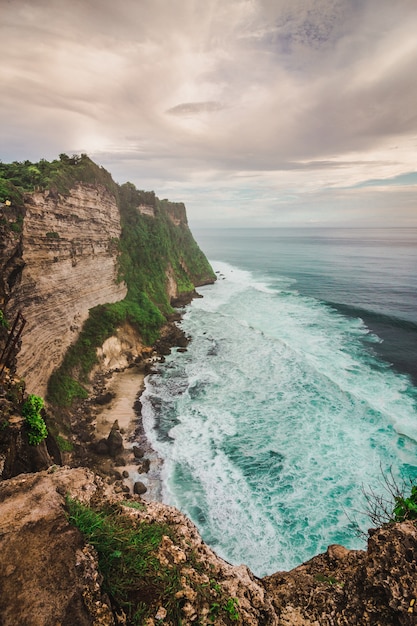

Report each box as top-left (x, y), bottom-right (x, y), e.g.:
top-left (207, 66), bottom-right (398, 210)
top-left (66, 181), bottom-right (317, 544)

top-left (2, 0), bottom-right (417, 227)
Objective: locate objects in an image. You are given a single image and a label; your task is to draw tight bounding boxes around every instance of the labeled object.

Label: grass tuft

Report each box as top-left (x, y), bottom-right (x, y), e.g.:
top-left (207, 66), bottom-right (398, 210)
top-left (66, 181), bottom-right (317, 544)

top-left (65, 498), bottom-right (184, 624)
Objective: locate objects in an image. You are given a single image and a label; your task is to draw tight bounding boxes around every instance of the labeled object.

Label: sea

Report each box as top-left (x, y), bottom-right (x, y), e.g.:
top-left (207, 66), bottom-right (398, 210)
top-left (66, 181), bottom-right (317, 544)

top-left (141, 227), bottom-right (417, 577)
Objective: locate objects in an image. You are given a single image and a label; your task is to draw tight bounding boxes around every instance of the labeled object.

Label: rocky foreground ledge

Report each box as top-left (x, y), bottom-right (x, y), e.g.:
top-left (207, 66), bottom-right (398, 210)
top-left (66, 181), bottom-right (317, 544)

top-left (0, 466), bottom-right (416, 626)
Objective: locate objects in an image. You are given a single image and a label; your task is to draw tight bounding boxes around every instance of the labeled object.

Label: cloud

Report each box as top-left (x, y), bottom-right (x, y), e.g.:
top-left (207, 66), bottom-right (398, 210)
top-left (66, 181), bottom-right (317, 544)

top-left (1, 0), bottom-right (417, 226)
top-left (167, 101), bottom-right (225, 116)
top-left (351, 171), bottom-right (417, 189)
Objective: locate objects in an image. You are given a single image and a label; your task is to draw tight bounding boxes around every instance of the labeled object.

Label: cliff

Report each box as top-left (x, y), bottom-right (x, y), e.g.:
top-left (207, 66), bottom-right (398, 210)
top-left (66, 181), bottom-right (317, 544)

top-left (0, 157), bottom-right (415, 625)
top-left (0, 155), bottom-right (215, 402)
top-left (6, 183), bottom-right (127, 397)
top-left (0, 466), bottom-right (416, 626)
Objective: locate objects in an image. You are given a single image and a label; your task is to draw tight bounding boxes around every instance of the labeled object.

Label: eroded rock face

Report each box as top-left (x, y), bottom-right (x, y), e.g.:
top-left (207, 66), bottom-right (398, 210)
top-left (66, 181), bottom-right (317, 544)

top-left (96, 322), bottom-right (146, 371)
top-left (139, 500), bottom-right (279, 625)
top-left (0, 467), bottom-right (278, 625)
top-left (264, 523), bottom-right (417, 625)
top-left (0, 466), bottom-right (416, 625)
top-left (0, 223), bottom-right (24, 307)
top-left (6, 184), bottom-right (127, 396)
top-left (0, 467), bottom-right (114, 626)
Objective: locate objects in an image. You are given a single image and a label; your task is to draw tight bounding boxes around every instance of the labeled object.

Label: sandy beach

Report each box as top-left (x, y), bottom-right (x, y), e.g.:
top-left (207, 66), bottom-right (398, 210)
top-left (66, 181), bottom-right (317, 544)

top-left (93, 365), bottom-right (163, 501)
top-left (94, 366), bottom-right (145, 440)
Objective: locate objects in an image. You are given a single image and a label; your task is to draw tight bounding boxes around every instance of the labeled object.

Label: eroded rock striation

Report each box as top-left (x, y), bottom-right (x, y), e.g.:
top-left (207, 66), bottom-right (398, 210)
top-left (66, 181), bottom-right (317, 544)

top-left (6, 183), bottom-right (127, 396)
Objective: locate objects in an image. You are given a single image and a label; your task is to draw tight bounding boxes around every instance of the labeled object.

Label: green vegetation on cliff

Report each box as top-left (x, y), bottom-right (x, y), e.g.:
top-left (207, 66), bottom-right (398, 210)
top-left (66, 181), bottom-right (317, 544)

top-left (66, 497), bottom-right (240, 625)
top-left (21, 394), bottom-right (48, 445)
top-left (0, 153), bottom-right (118, 203)
top-left (47, 297), bottom-right (164, 406)
top-left (0, 155), bottom-right (215, 406)
top-left (118, 181), bottom-right (216, 313)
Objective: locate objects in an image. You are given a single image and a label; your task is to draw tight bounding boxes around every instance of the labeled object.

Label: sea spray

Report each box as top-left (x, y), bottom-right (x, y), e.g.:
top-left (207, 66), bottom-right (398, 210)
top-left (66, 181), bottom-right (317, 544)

top-left (142, 254), bottom-right (417, 577)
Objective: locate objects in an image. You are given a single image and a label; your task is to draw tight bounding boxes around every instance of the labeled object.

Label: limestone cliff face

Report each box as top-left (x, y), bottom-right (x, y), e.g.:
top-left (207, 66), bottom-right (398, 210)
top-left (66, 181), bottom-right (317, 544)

top-left (6, 184), bottom-right (127, 396)
top-left (0, 224), bottom-right (24, 308)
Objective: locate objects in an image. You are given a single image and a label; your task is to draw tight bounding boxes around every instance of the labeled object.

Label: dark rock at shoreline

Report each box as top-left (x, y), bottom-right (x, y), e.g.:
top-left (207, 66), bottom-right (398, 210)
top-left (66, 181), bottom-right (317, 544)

top-left (153, 321), bottom-right (190, 356)
top-left (107, 420), bottom-right (123, 457)
top-left (137, 458), bottom-right (150, 474)
top-left (133, 481), bottom-right (147, 495)
top-left (133, 445), bottom-right (145, 459)
top-left (166, 312), bottom-right (182, 322)
top-left (78, 431), bottom-right (92, 443)
top-left (93, 391), bottom-right (115, 405)
top-left (93, 438), bottom-right (109, 455)
top-left (170, 290), bottom-right (199, 307)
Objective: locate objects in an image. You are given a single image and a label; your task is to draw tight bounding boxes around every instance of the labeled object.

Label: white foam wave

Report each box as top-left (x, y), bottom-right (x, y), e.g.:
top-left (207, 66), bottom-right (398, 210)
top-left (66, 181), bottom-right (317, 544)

top-left (141, 260), bottom-right (417, 575)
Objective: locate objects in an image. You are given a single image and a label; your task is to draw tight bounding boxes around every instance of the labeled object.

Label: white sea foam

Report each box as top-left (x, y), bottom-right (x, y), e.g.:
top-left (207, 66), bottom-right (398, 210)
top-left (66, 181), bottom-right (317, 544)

top-left (141, 259), bottom-right (417, 576)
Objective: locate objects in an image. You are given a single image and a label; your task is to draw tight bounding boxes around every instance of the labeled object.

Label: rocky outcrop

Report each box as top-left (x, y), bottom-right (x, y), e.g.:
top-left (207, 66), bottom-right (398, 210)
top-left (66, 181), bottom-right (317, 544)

top-left (6, 184), bottom-right (127, 396)
top-left (264, 523), bottom-right (417, 625)
top-left (165, 200), bottom-right (188, 227)
top-left (95, 321), bottom-right (147, 371)
top-left (0, 466), bottom-right (277, 625)
top-left (0, 467), bottom-right (114, 626)
top-left (0, 465), bottom-right (416, 625)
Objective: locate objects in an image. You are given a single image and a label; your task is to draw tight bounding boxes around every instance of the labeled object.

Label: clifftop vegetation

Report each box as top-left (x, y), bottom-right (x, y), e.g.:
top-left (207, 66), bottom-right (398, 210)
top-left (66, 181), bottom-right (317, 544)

top-left (0, 153), bottom-right (118, 206)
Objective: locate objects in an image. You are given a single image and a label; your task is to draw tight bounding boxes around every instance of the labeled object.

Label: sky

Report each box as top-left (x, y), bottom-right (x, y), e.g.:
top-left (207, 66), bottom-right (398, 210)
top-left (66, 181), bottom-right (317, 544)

top-left (1, 0), bottom-right (417, 228)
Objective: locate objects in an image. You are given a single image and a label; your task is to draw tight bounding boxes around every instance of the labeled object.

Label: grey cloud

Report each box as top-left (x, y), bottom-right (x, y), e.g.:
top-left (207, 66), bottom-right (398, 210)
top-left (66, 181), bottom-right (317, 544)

top-left (166, 101), bottom-right (225, 116)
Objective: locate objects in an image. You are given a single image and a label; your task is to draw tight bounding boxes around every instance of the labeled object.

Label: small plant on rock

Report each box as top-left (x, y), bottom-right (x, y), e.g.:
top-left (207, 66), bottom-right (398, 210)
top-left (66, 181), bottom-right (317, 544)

top-left (392, 485), bottom-right (417, 522)
top-left (0, 309), bottom-right (8, 328)
top-left (22, 394), bottom-right (48, 445)
top-left (353, 467), bottom-right (417, 534)
top-left (224, 597), bottom-right (239, 621)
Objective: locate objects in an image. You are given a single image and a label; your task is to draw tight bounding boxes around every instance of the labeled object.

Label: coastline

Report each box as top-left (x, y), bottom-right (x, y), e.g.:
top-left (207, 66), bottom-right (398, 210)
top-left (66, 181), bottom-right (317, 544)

top-left (90, 362), bottom-right (164, 501)
top-left (87, 314), bottom-right (193, 501)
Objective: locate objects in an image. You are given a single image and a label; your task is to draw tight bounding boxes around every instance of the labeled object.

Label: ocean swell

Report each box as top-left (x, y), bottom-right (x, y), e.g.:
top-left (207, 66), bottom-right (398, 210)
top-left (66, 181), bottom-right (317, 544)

top-left (142, 261), bottom-right (417, 576)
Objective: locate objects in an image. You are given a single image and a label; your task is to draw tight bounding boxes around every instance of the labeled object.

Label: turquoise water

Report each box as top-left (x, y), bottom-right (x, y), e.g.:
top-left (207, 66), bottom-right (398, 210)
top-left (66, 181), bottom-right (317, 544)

top-left (142, 228), bottom-right (417, 576)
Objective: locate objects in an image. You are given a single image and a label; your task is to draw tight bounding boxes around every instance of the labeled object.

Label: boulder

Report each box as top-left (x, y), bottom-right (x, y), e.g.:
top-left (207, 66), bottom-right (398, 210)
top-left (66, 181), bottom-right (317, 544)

top-left (93, 438), bottom-right (109, 456)
top-left (137, 458), bottom-right (150, 474)
top-left (133, 481), bottom-right (147, 495)
top-left (106, 421), bottom-right (123, 458)
top-left (93, 392), bottom-right (115, 406)
top-left (132, 446), bottom-right (145, 459)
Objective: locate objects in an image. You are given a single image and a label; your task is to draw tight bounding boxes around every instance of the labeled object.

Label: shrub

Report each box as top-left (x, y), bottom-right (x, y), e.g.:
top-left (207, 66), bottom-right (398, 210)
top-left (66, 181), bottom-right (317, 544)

top-left (47, 372), bottom-right (88, 407)
top-left (392, 485), bottom-right (417, 522)
top-left (21, 394), bottom-right (48, 445)
top-left (356, 468), bottom-right (417, 532)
